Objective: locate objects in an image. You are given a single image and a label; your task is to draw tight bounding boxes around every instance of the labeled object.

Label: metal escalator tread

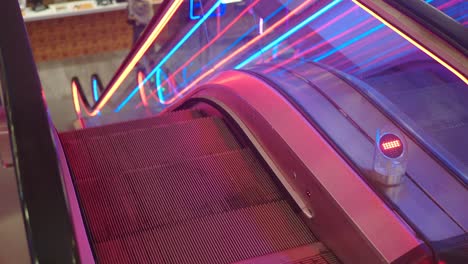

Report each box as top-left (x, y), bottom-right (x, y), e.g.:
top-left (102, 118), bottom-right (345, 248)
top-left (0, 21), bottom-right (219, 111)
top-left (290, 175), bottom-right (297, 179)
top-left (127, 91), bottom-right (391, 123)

top-left (284, 252), bottom-right (339, 264)
top-left (75, 149), bottom-right (285, 243)
top-left (60, 109), bottom-right (203, 139)
top-left (60, 116), bottom-right (242, 175)
top-left (60, 114), bottom-right (327, 264)
top-left (233, 243), bottom-right (339, 264)
top-left (94, 201), bottom-right (318, 264)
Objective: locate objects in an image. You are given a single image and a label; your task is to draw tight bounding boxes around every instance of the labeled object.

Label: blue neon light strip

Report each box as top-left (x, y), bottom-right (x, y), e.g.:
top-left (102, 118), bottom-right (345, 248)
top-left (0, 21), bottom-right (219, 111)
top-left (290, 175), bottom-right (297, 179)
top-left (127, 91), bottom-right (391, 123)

top-left (184, 0), bottom-right (291, 87)
top-left (313, 24), bottom-right (385, 62)
top-left (457, 13), bottom-right (468, 21)
top-left (117, 0), bottom-right (288, 111)
top-left (190, 0), bottom-right (202, 20)
top-left (235, 0), bottom-right (342, 69)
top-left (156, 68), bottom-right (167, 103)
top-left (116, 1), bottom-right (222, 112)
top-left (92, 78), bottom-right (101, 115)
top-left (92, 78), bottom-right (99, 102)
top-left (343, 38), bottom-right (406, 73)
top-left (190, 0), bottom-right (226, 20)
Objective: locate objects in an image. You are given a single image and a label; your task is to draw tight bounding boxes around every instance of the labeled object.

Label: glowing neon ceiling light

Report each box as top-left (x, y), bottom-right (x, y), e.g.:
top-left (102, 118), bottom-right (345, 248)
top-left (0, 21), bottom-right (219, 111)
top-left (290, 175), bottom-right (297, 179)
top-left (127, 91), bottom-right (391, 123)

top-left (72, 0), bottom-right (184, 117)
top-left (352, 0), bottom-right (467, 84)
top-left (116, 0), bottom-right (222, 112)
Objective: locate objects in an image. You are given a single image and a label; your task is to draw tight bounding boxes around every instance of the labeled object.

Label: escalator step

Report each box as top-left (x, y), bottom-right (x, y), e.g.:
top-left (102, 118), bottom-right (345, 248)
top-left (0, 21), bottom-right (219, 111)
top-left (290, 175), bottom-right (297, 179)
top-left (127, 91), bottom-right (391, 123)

top-left (60, 112), bottom-right (331, 264)
top-left (60, 109), bottom-right (203, 138)
top-left (60, 117), bottom-right (243, 175)
top-left (110, 117), bottom-right (243, 170)
top-left (233, 243), bottom-right (339, 264)
top-left (74, 149), bottom-right (284, 243)
top-left (94, 201), bottom-right (317, 264)
top-left (126, 148), bottom-right (284, 231)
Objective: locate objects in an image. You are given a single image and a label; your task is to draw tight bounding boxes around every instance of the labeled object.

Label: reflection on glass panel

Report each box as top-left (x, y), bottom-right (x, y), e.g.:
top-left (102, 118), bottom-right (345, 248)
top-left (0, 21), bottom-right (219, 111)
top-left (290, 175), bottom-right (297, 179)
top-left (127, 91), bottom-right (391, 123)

top-left (107, 0), bottom-right (467, 182)
top-left (426, 0), bottom-right (467, 26)
top-left (242, 1), bottom-right (468, 182)
top-left (114, 0), bottom-right (312, 112)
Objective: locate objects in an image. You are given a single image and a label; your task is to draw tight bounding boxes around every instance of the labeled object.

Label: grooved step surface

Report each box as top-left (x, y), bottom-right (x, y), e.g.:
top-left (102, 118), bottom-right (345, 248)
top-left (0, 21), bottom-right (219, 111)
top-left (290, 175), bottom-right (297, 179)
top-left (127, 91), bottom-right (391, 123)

top-left (59, 114), bottom-right (336, 264)
top-left (61, 110), bottom-right (203, 138)
top-left (75, 149), bottom-right (285, 242)
top-left (233, 243), bottom-right (339, 264)
top-left (94, 201), bottom-right (317, 264)
top-left (60, 117), bottom-right (242, 174)
top-left (126, 149), bottom-right (283, 227)
top-left (110, 117), bottom-right (242, 170)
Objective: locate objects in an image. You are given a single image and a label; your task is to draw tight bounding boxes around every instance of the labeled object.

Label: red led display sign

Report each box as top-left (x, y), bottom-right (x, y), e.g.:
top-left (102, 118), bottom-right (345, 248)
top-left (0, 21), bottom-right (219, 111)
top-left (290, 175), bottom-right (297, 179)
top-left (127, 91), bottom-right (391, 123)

top-left (379, 134), bottom-right (404, 158)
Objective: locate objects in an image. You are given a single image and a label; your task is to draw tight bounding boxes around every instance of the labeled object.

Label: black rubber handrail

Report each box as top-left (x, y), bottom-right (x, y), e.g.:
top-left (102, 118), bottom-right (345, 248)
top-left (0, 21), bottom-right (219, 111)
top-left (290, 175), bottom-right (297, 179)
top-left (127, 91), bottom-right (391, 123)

top-left (91, 74), bottom-right (105, 94)
top-left (242, 66), bottom-right (467, 262)
top-left (72, 73), bottom-right (106, 109)
top-left (385, 0), bottom-right (468, 56)
top-left (309, 61), bottom-right (468, 186)
top-left (71, 0), bottom-right (172, 114)
top-left (0, 1), bottom-right (79, 263)
top-left (72, 76), bottom-right (94, 110)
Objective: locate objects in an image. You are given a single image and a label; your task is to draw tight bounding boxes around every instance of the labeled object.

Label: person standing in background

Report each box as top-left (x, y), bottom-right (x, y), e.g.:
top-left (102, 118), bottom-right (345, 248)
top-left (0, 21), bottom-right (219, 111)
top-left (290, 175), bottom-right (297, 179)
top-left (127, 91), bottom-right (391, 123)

top-left (128, 0), bottom-right (154, 44)
top-left (128, 0), bottom-right (155, 73)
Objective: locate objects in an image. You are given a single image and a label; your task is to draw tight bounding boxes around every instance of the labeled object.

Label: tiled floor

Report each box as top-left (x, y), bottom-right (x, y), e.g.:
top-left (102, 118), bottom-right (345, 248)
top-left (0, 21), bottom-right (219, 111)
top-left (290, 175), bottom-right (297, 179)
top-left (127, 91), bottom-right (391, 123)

top-left (0, 50), bottom-right (130, 262)
top-left (0, 108), bottom-right (28, 261)
top-left (0, 167), bottom-right (30, 264)
top-left (0, 79), bottom-right (29, 264)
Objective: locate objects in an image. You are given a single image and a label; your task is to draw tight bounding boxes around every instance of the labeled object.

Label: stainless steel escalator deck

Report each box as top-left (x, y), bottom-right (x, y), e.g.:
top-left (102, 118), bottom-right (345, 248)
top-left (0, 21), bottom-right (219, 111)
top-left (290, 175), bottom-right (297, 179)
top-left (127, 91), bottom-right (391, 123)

top-left (59, 111), bottom-right (339, 264)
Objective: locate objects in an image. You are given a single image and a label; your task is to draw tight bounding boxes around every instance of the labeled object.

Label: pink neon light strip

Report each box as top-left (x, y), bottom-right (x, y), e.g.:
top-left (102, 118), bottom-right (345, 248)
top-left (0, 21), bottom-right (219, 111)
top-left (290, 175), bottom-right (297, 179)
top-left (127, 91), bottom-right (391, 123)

top-left (382, 140), bottom-right (401, 150)
top-left (71, 0), bottom-right (184, 117)
top-left (352, 0), bottom-right (467, 84)
top-left (160, 0), bottom-right (316, 105)
top-left (321, 28), bottom-right (390, 67)
top-left (264, 6), bottom-right (359, 64)
top-left (437, 0), bottom-right (461, 10)
top-left (72, 81), bottom-right (81, 117)
top-left (348, 44), bottom-right (414, 74)
top-left (138, 71), bottom-right (149, 107)
top-left (147, 0), bottom-right (261, 106)
top-left (264, 18), bottom-right (375, 73)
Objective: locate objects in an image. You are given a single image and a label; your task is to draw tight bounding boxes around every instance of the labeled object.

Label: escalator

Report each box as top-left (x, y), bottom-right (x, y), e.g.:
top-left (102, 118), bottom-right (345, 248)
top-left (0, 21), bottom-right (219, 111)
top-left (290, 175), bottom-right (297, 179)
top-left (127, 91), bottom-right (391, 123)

top-left (1, 0), bottom-right (467, 263)
top-left (60, 109), bottom-right (338, 263)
